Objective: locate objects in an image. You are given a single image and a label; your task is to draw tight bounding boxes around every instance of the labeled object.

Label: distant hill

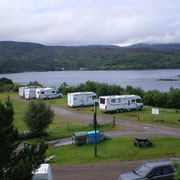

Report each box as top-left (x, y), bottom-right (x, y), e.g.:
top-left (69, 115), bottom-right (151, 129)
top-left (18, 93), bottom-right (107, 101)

top-left (0, 41), bottom-right (180, 73)
top-left (126, 43), bottom-right (180, 50)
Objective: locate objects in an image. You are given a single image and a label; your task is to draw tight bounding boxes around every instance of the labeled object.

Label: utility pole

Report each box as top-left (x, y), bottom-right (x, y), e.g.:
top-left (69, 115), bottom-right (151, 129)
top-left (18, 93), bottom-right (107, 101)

top-left (94, 102), bottom-right (97, 157)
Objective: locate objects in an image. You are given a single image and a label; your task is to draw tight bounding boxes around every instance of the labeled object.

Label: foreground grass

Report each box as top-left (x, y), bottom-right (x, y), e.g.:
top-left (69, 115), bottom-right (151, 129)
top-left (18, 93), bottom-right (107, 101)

top-left (46, 137), bottom-right (180, 166)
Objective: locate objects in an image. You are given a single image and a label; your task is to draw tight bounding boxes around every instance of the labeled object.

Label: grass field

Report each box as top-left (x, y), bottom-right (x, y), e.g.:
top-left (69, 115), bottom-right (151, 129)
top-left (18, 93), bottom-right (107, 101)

top-left (39, 95), bottom-right (180, 126)
top-left (1, 92), bottom-right (180, 128)
top-left (0, 92), bottom-right (116, 144)
top-left (46, 137), bottom-right (180, 166)
top-left (1, 92), bottom-right (180, 165)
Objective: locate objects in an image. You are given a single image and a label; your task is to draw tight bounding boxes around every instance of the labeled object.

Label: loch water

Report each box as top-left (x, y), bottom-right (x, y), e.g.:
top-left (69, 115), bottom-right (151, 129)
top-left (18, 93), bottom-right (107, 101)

top-left (0, 69), bottom-right (180, 91)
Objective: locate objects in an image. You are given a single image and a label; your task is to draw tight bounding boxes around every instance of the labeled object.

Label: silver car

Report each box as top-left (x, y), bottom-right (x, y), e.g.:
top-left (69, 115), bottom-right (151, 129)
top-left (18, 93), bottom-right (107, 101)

top-left (118, 160), bottom-right (175, 180)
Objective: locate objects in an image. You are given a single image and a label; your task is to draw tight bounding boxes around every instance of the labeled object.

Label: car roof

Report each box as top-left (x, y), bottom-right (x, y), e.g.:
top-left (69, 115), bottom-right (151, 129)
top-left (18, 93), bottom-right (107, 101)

top-left (145, 160), bottom-right (173, 168)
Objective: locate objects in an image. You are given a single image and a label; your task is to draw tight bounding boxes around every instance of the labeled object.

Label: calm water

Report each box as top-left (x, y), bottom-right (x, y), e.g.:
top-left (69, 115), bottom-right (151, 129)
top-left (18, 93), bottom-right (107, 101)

top-left (0, 70), bottom-right (180, 91)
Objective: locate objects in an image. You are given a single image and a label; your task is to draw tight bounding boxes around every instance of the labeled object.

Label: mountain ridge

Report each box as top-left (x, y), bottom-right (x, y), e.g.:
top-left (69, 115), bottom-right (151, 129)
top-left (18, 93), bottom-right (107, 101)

top-left (0, 41), bottom-right (180, 74)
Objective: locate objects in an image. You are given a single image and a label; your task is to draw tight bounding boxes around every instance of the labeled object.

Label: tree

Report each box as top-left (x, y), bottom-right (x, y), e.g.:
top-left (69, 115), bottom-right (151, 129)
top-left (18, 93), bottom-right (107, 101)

top-left (0, 97), bottom-right (48, 180)
top-left (173, 161), bottom-right (180, 180)
top-left (0, 77), bottom-right (14, 92)
top-left (0, 77), bottom-right (13, 85)
top-left (26, 80), bottom-right (43, 87)
top-left (23, 100), bottom-right (54, 134)
top-left (0, 96), bottom-right (19, 178)
top-left (7, 141), bottom-right (48, 180)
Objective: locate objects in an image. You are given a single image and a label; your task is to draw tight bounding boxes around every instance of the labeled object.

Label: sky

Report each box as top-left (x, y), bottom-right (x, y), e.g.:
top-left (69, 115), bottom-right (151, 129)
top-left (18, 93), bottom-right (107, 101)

top-left (0, 0), bottom-right (180, 46)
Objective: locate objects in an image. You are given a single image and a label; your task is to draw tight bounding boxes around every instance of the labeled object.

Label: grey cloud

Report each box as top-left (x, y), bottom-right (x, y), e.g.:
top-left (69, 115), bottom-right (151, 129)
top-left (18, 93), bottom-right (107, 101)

top-left (0, 0), bottom-right (180, 46)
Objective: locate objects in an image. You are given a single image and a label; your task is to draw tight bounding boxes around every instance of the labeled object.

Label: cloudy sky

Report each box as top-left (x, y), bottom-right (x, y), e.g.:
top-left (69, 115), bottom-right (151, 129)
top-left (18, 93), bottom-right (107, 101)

top-left (0, 0), bottom-right (180, 46)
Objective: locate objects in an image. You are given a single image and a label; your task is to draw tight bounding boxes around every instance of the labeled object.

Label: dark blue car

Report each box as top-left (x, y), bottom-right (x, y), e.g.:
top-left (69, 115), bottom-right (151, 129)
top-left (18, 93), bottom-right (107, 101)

top-left (118, 160), bottom-right (176, 180)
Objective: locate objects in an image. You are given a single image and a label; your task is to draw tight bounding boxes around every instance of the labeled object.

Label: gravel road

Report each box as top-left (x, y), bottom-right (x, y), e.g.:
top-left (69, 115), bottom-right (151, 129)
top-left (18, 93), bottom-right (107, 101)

top-left (52, 106), bottom-right (180, 138)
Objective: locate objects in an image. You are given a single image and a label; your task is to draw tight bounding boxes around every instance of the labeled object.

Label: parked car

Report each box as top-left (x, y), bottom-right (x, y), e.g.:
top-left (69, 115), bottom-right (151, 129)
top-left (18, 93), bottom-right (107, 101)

top-left (118, 160), bottom-right (176, 180)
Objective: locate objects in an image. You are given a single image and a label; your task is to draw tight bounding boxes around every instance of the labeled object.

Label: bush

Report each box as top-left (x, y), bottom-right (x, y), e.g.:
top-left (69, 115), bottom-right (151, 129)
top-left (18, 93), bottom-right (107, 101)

top-left (58, 80), bottom-right (144, 98)
top-left (26, 80), bottom-right (43, 87)
top-left (22, 100), bottom-right (54, 135)
top-left (0, 77), bottom-right (14, 92)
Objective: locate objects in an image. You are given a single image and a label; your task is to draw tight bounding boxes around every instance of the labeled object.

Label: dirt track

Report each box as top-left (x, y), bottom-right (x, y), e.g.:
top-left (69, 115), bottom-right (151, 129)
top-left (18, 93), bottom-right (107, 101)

top-left (12, 97), bottom-right (180, 139)
top-left (53, 106), bottom-right (180, 138)
top-left (52, 160), bottom-right (147, 180)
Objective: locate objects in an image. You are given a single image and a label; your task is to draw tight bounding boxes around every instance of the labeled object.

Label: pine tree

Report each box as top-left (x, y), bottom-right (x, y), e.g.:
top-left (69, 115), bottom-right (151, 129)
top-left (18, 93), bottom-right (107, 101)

top-left (0, 96), bottom-right (19, 179)
top-left (0, 97), bottom-right (48, 180)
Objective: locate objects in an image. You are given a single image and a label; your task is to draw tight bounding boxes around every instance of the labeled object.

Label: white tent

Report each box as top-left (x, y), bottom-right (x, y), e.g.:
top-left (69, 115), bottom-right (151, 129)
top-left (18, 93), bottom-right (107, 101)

top-left (32, 164), bottom-right (53, 180)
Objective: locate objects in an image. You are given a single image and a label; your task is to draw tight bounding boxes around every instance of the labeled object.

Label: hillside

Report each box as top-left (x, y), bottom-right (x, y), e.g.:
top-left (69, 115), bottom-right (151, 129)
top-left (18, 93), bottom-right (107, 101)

top-left (126, 43), bottom-right (180, 50)
top-left (0, 41), bottom-right (180, 73)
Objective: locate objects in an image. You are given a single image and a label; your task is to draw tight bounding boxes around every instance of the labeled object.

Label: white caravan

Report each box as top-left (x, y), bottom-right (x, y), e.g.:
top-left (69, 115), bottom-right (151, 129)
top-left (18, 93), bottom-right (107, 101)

top-left (68, 92), bottom-right (98, 107)
top-left (32, 164), bottom-right (53, 180)
top-left (19, 86), bottom-right (40, 97)
top-left (24, 89), bottom-right (36, 99)
top-left (36, 88), bottom-right (62, 99)
top-left (99, 95), bottom-right (143, 113)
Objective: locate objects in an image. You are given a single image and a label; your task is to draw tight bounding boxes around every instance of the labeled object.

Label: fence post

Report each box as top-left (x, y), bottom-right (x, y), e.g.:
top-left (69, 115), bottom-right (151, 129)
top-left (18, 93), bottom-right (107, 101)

top-left (137, 112), bottom-right (139, 120)
top-left (113, 116), bottom-right (116, 125)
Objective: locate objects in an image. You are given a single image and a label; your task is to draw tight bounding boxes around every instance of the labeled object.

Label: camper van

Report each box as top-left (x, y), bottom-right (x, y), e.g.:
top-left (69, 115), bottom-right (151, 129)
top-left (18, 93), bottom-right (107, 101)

top-left (36, 88), bottom-right (62, 99)
top-left (32, 164), bottom-right (53, 180)
top-left (68, 92), bottom-right (98, 107)
top-left (19, 86), bottom-right (40, 97)
top-left (99, 95), bottom-right (143, 113)
top-left (24, 89), bottom-right (36, 99)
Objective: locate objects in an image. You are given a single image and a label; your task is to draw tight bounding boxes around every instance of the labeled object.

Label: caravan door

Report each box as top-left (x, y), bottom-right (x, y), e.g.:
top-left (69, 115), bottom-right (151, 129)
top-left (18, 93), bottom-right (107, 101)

top-left (80, 94), bottom-right (88, 105)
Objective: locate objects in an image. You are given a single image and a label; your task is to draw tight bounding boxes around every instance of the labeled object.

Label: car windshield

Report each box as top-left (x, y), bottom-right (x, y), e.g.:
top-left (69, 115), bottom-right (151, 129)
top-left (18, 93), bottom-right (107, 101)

top-left (134, 164), bottom-right (152, 177)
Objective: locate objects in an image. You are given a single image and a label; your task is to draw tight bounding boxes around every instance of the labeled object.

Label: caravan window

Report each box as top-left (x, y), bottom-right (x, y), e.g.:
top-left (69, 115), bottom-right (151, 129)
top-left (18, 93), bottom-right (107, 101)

top-left (52, 91), bottom-right (55, 93)
top-left (132, 99), bottom-right (135, 103)
top-left (111, 99), bottom-right (116, 103)
top-left (100, 98), bottom-right (105, 104)
top-left (92, 96), bottom-right (97, 99)
top-left (136, 99), bottom-right (142, 103)
top-left (41, 92), bottom-right (44, 94)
